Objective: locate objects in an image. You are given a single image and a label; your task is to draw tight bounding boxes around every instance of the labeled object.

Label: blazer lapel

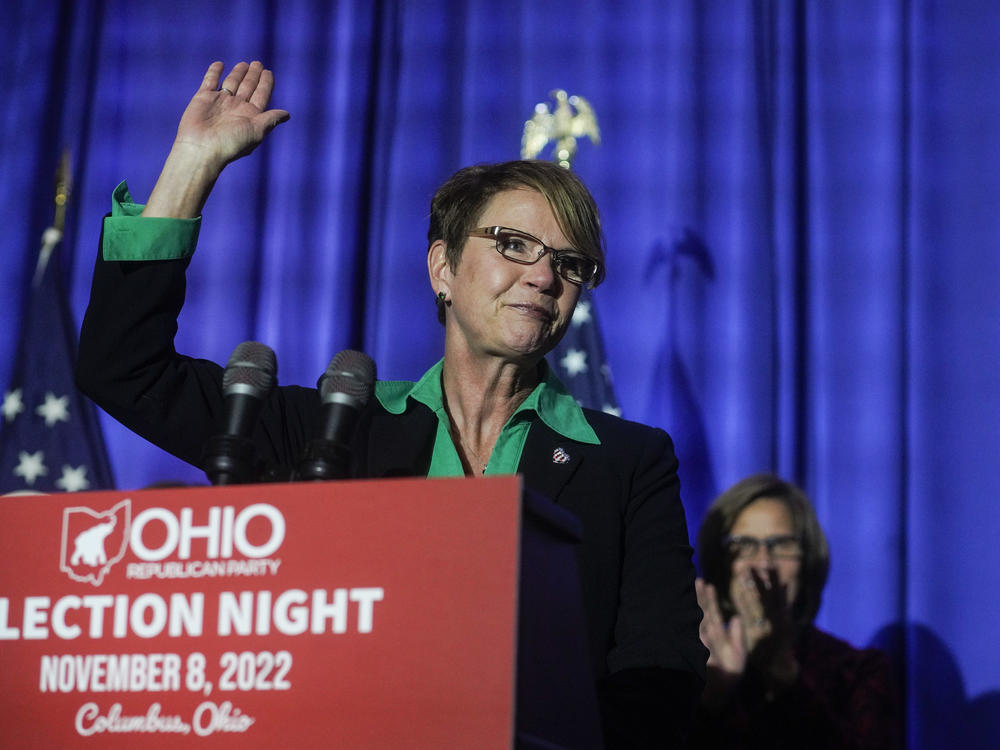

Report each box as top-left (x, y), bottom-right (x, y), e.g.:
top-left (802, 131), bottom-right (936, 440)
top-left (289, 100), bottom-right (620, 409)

top-left (364, 405), bottom-right (437, 478)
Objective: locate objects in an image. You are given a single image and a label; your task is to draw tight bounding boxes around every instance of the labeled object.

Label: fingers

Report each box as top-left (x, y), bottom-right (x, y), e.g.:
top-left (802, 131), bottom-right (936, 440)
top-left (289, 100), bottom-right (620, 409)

top-left (732, 571), bottom-right (761, 614)
top-left (729, 615), bottom-right (745, 648)
top-left (219, 61), bottom-right (250, 96)
top-left (183, 60), bottom-right (289, 159)
top-left (748, 568), bottom-right (768, 598)
top-left (249, 68), bottom-right (276, 111)
top-left (732, 572), bottom-right (768, 637)
top-left (696, 582), bottom-right (722, 640)
top-left (696, 579), bottom-right (750, 674)
top-left (261, 108), bottom-right (291, 135)
top-left (200, 61), bottom-right (225, 92)
top-left (697, 580), bottom-right (724, 629)
top-left (220, 61), bottom-right (266, 104)
top-left (235, 61), bottom-right (263, 100)
top-left (749, 567), bottom-right (787, 617)
top-left (695, 578), bottom-right (710, 608)
top-left (212, 62), bottom-right (284, 114)
top-left (721, 614), bottom-right (748, 672)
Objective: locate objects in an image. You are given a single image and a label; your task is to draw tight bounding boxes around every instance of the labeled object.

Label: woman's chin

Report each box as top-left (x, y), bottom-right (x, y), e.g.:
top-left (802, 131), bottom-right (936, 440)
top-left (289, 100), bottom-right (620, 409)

top-left (495, 326), bottom-right (554, 357)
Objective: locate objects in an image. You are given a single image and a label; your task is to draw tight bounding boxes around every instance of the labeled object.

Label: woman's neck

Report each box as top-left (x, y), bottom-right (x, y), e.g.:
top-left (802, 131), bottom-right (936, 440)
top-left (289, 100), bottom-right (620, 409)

top-left (440, 353), bottom-right (541, 474)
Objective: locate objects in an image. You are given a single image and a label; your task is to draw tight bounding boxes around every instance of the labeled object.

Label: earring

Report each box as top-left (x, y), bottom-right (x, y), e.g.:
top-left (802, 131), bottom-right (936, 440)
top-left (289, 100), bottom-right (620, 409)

top-left (437, 291), bottom-right (448, 303)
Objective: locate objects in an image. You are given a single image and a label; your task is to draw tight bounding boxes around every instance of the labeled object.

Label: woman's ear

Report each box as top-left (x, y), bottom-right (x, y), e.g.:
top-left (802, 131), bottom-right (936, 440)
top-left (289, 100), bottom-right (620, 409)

top-left (427, 239), bottom-right (453, 299)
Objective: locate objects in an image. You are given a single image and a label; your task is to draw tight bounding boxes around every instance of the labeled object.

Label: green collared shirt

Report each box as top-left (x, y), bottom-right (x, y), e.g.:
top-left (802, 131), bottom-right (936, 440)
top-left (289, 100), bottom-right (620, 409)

top-left (376, 359), bottom-right (599, 477)
top-left (102, 182), bottom-right (600, 475)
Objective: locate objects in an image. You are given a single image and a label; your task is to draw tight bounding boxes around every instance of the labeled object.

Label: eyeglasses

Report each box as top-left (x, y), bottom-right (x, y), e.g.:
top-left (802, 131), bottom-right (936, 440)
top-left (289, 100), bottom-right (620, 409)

top-left (723, 534), bottom-right (803, 560)
top-left (468, 226), bottom-right (602, 287)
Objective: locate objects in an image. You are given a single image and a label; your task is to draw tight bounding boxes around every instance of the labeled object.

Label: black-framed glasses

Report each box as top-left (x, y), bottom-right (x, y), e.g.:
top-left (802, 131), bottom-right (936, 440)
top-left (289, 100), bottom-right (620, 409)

top-left (468, 226), bottom-right (602, 287)
top-left (723, 534), bottom-right (803, 560)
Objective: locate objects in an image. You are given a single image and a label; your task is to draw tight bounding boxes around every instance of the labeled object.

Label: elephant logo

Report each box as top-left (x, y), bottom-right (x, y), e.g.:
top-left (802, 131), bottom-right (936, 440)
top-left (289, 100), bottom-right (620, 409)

top-left (71, 517), bottom-right (117, 566)
top-left (59, 500), bottom-right (131, 586)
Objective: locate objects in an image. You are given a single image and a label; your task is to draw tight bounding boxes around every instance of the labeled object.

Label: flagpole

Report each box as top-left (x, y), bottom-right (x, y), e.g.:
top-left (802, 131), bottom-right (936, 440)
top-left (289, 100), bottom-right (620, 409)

top-left (1, 147), bottom-right (116, 493)
top-left (522, 91), bottom-right (621, 415)
top-left (33, 148), bottom-right (71, 288)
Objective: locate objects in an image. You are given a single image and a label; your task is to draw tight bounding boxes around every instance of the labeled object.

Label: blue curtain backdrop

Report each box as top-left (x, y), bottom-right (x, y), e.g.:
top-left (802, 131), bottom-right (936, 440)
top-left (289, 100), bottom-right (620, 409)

top-left (2, 1), bottom-right (998, 746)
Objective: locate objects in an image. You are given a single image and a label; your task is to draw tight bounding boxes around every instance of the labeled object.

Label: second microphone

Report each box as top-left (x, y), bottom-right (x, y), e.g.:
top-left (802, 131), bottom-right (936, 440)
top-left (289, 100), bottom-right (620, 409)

top-left (295, 349), bottom-right (376, 481)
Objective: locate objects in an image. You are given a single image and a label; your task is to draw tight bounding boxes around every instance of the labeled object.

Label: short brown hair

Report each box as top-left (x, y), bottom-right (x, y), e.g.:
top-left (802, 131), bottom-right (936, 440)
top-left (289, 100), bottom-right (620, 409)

top-left (428, 161), bottom-right (606, 322)
top-left (697, 474), bottom-right (830, 626)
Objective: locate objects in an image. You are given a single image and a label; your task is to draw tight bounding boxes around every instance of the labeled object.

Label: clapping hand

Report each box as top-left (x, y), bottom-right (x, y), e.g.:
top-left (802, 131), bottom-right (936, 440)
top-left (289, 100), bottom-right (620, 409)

top-left (697, 577), bottom-right (748, 676)
top-left (738, 568), bottom-right (799, 686)
top-left (697, 571), bottom-right (800, 705)
top-left (696, 577), bottom-right (747, 707)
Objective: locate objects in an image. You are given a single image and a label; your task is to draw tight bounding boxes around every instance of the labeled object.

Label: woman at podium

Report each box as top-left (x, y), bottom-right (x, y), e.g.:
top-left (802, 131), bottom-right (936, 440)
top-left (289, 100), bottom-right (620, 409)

top-left (77, 61), bottom-right (708, 748)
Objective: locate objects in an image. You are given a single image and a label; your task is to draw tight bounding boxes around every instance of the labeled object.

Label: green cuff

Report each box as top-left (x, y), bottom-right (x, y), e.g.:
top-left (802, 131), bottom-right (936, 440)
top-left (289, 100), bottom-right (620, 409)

top-left (102, 180), bottom-right (201, 261)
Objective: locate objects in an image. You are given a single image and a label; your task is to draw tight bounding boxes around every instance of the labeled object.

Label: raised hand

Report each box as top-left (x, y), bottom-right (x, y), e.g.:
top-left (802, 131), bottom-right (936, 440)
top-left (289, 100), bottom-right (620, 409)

top-left (174, 61), bottom-right (290, 169)
top-left (143, 61), bottom-right (290, 219)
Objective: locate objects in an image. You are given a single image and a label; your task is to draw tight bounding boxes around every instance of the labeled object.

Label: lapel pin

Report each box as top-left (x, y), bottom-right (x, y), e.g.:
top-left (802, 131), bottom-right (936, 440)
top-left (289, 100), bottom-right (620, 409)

top-left (552, 447), bottom-right (571, 464)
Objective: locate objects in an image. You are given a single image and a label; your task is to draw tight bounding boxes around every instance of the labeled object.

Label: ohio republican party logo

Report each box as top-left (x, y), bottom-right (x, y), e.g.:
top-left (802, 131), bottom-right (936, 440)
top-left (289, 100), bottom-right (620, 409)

top-left (59, 500), bottom-right (131, 586)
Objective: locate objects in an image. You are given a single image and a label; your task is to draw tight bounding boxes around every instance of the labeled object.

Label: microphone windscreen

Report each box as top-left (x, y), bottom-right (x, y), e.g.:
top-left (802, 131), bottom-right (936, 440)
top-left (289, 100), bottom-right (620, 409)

top-left (223, 341), bottom-right (277, 397)
top-left (319, 350), bottom-right (376, 408)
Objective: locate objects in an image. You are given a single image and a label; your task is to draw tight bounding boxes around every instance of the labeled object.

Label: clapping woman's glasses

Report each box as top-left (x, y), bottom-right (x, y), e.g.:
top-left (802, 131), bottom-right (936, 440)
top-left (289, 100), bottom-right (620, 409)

top-left (723, 534), bottom-right (803, 560)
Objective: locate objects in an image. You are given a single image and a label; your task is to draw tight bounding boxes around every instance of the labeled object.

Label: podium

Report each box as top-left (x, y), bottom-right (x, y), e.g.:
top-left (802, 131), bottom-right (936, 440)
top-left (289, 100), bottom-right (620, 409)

top-left (0, 476), bottom-right (602, 748)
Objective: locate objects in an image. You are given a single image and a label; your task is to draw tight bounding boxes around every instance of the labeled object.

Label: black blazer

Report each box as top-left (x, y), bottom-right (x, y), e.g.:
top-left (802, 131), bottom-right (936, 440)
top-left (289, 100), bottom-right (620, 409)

top-left (357, 397), bottom-right (705, 678)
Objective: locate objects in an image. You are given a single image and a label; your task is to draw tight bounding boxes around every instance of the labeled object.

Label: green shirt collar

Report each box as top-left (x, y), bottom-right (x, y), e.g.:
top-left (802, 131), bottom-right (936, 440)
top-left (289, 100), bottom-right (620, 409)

top-left (375, 358), bottom-right (600, 445)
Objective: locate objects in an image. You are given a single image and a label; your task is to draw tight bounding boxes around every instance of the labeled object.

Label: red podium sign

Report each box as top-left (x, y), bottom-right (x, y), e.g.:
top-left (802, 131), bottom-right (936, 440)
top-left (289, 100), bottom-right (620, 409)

top-left (0, 476), bottom-right (522, 748)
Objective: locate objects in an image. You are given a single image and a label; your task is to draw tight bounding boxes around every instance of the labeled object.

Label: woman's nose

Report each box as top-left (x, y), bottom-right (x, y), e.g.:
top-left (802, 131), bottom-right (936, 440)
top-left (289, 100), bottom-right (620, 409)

top-left (522, 253), bottom-right (559, 290)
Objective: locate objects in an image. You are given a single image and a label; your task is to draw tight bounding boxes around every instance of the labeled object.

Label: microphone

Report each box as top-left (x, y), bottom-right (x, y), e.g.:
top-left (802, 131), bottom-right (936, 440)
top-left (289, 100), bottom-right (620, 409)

top-left (202, 341), bottom-right (278, 486)
top-left (296, 349), bottom-right (376, 481)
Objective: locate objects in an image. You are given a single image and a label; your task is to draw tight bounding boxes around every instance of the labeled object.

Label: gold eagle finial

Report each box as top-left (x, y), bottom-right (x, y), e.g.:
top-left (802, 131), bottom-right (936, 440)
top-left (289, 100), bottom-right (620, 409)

top-left (521, 89), bottom-right (601, 169)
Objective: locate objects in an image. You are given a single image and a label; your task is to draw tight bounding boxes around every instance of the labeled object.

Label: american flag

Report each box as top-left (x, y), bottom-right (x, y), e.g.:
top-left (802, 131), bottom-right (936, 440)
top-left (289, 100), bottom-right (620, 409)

top-left (548, 286), bottom-right (621, 416)
top-left (0, 228), bottom-right (115, 494)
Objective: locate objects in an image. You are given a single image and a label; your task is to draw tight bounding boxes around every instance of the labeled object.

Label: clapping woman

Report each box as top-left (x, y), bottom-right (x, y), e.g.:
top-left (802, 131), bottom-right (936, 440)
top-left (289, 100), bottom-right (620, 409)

top-left (687, 474), bottom-right (900, 749)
